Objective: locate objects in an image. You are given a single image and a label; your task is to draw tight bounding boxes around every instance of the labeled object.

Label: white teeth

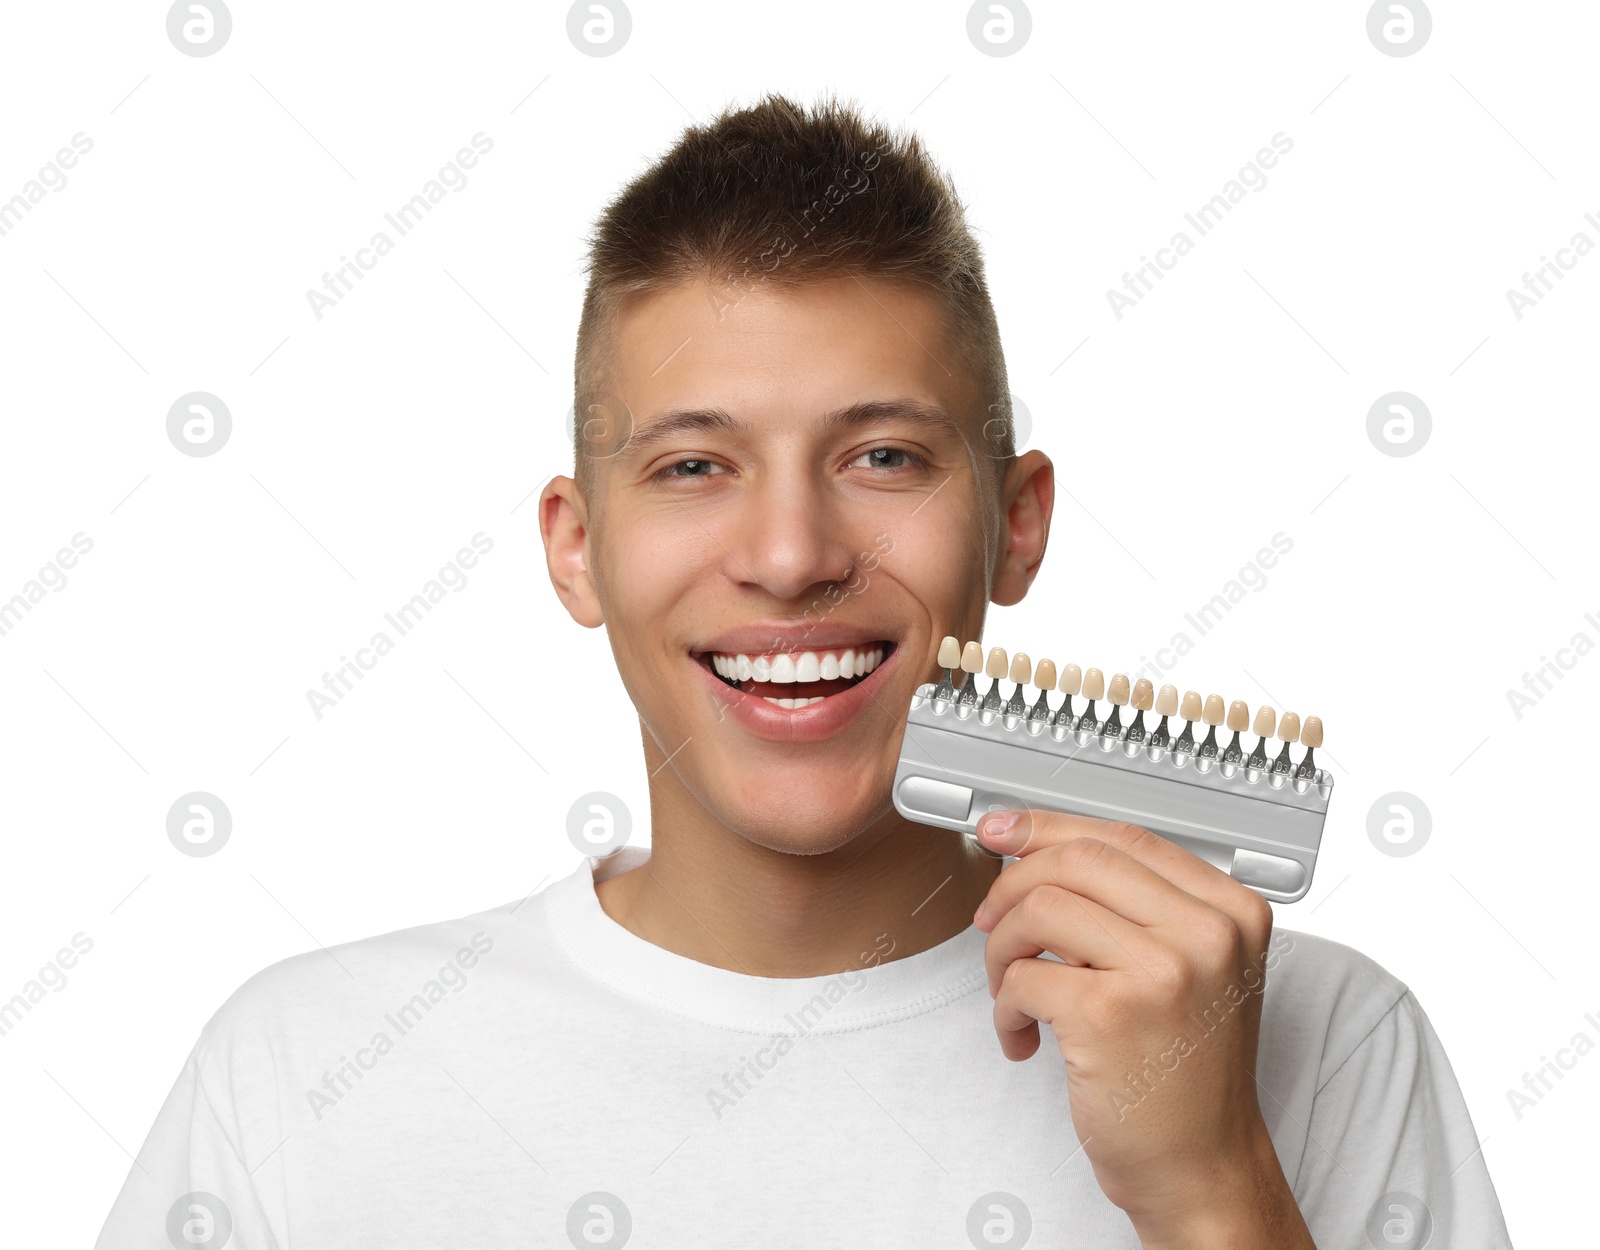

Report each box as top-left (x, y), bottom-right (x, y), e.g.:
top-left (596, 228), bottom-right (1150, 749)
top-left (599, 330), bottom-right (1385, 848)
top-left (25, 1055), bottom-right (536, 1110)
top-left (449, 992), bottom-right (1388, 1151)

top-left (762, 695), bottom-right (827, 707)
top-left (705, 644), bottom-right (887, 685)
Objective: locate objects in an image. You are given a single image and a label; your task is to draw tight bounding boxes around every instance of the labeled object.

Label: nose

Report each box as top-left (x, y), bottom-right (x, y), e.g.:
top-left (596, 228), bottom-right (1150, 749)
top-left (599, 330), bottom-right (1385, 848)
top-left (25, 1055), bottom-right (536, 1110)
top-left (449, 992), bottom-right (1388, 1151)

top-left (719, 467), bottom-right (861, 603)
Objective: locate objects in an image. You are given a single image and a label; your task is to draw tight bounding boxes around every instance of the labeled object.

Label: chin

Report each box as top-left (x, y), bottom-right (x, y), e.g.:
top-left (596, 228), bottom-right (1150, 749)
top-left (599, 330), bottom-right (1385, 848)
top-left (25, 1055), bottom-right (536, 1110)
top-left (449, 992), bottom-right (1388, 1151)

top-left (719, 790), bottom-right (889, 857)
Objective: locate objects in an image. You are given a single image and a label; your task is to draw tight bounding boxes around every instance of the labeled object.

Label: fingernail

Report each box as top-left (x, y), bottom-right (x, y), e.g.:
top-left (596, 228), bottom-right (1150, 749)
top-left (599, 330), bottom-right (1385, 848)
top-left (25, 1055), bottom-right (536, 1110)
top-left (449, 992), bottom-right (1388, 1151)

top-left (973, 900), bottom-right (989, 928)
top-left (979, 810), bottom-right (1019, 847)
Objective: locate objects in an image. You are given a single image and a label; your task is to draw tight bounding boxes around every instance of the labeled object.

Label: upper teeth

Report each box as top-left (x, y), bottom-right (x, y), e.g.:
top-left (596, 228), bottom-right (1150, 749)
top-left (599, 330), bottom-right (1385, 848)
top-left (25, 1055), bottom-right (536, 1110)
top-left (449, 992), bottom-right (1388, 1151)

top-left (709, 645), bottom-right (886, 683)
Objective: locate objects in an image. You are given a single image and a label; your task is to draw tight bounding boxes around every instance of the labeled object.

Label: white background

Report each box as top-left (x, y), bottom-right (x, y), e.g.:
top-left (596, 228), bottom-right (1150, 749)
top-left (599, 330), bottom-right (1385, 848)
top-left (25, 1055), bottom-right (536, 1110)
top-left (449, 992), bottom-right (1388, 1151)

top-left (1, 2), bottom-right (1592, 1244)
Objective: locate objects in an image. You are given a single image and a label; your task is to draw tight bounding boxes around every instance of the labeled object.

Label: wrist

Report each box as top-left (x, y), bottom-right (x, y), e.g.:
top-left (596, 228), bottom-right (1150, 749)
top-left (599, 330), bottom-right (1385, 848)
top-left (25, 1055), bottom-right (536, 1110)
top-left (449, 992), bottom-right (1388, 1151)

top-left (1127, 1123), bottom-right (1314, 1250)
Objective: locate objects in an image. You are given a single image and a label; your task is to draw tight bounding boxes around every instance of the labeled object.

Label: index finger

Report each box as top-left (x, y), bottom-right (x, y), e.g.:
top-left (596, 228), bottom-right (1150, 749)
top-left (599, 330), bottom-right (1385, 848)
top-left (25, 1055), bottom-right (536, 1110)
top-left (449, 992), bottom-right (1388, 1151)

top-left (974, 807), bottom-right (1250, 917)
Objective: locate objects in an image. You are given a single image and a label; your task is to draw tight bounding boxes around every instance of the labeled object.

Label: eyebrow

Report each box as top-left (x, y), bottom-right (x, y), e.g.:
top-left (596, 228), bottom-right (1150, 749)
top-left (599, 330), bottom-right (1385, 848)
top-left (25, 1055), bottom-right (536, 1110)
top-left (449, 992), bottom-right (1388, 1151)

top-left (620, 399), bottom-right (964, 457)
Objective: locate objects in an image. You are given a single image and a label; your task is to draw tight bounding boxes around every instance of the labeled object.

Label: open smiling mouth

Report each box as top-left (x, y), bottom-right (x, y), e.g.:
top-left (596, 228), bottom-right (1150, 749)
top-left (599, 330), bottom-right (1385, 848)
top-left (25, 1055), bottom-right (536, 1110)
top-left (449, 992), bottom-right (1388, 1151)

top-left (692, 642), bottom-right (898, 708)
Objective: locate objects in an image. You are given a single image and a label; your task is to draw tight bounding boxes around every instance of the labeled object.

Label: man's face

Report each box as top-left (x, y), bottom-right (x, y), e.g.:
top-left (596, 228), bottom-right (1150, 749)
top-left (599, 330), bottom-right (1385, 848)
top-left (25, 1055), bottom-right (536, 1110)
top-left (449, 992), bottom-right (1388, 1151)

top-left (557, 275), bottom-right (1029, 855)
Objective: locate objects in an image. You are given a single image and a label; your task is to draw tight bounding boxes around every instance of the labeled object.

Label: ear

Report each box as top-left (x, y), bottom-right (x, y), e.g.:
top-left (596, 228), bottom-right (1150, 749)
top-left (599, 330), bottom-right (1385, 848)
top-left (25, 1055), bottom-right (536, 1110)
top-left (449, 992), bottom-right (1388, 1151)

top-left (539, 475), bottom-right (605, 628)
top-left (990, 449), bottom-right (1054, 608)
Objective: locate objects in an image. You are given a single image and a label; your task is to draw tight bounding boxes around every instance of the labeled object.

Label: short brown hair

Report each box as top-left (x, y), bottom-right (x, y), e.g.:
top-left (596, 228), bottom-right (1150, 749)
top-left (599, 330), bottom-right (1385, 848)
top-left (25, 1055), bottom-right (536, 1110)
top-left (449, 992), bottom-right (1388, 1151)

top-left (572, 90), bottom-right (1013, 497)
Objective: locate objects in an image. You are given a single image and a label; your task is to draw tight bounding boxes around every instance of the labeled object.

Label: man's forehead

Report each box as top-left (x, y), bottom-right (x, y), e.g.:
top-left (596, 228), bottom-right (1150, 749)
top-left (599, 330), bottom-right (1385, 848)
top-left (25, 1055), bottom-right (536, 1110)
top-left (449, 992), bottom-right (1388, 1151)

top-left (603, 277), bottom-right (984, 442)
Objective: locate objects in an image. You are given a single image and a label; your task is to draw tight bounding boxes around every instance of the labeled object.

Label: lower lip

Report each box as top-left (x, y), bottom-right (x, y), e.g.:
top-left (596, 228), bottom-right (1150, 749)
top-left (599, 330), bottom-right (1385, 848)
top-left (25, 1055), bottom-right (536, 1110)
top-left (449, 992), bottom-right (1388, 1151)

top-left (692, 647), bottom-right (902, 744)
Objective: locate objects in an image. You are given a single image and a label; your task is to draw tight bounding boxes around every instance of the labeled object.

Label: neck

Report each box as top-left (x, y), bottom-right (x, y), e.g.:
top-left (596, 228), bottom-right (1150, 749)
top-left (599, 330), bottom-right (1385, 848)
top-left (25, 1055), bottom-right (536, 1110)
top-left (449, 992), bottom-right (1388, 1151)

top-left (594, 808), bottom-right (1003, 978)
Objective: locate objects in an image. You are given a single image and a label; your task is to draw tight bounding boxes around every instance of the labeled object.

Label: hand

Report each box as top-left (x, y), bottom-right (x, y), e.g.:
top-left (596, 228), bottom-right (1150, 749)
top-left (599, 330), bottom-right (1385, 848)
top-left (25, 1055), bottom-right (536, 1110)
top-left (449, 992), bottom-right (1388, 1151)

top-left (971, 809), bottom-right (1314, 1249)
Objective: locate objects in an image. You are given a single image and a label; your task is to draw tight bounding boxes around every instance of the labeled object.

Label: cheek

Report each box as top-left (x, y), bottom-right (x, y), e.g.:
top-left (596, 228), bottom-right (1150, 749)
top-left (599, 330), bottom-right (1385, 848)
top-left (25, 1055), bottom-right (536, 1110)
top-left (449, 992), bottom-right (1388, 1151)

top-left (595, 513), bottom-right (719, 616)
top-left (876, 493), bottom-right (989, 595)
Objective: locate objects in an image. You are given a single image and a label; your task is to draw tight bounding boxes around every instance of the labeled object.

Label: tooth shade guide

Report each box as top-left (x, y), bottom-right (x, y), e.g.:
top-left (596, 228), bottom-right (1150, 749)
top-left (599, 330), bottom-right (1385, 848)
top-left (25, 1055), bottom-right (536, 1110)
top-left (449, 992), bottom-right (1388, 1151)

top-left (1149, 685), bottom-right (1175, 750)
top-left (958, 640), bottom-right (984, 704)
top-left (1222, 699), bottom-right (1249, 764)
top-left (1222, 701), bottom-right (1250, 765)
top-left (1004, 668), bottom-right (1031, 716)
top-left (978, 647), bottom-right (1008, 712)
top-left (1247, 704), bottom-right (1275, 769)
top-left (907, 671), bottom-right (1330, 782)
top-left (1025, 658), bottom-right (1057, 723)
top-left (1003, 652), bottom-right (1031, 716)
top-left (956, 639), bottom-right (982, 705)
top-left (1051, 662), bottom-right (1078, 728)
top-left (912, 639), bottom-right (1327, 782)
top-left (1294, 715), bottom-right (1322, 781)
top-left (933, 639), bottom-right (959, 701)
top-left (1125, 678), bottom-right (1153, 744)
top-left (1193, 693), bottom-right (1223, 758)
top-left (1271, 712), bottom-right (1300, 774)
top-left (1099, 673), bottom-right (1130, 738)
top-left (1173, 693), bottom-right (1200, 755)
top-left (1148, 685), bottom-right (1177, 749)
top-left (1074, 667), bottom-right (1103, 733)
top-left (896, 672), bottom-right (1334, 905)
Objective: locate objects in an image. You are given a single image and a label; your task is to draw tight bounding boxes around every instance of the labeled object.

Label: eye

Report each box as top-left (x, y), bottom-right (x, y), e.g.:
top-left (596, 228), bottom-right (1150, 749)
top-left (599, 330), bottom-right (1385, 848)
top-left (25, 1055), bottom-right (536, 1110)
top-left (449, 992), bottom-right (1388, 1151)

top-left (652, 457), bottom-right (726, 482)
top-left (853, 446), bottom-right (927, 471)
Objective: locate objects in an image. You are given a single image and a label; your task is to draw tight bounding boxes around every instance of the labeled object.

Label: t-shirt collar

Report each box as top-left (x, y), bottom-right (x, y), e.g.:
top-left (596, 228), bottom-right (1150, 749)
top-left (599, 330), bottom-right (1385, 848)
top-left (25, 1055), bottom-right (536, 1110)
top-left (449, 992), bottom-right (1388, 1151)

top-left (541, 846), bottom-right (992, 1035)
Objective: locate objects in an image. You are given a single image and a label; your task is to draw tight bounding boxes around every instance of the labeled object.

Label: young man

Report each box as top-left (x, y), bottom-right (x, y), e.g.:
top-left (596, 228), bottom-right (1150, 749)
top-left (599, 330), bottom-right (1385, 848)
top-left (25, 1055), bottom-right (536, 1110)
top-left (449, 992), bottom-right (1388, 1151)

top-left (98, 94), bottom-right (1511, 1248)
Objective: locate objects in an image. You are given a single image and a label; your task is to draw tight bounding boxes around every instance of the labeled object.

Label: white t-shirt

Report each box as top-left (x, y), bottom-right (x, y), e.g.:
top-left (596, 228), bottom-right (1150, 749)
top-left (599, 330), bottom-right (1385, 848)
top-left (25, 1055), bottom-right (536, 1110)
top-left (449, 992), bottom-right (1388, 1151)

top-left (96, 846), bottom-right (1512, 1248)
